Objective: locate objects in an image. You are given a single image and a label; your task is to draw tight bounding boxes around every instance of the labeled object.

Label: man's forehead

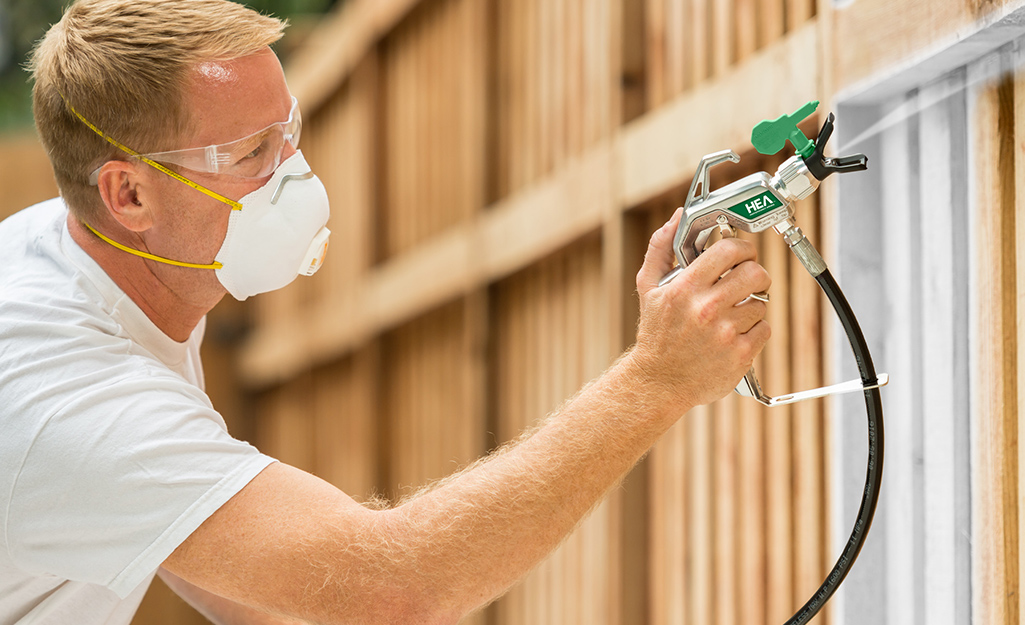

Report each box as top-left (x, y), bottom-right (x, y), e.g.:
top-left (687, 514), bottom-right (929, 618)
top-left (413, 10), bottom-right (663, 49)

top-left (195, 60), bottom-right (241, 86)
top-left (185, 50), bottom-right (290, 146)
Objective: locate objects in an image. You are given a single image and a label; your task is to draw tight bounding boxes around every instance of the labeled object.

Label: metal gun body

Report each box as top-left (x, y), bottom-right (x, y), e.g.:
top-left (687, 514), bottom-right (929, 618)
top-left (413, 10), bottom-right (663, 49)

top-left (673, 171), bottom-right (792, 269)
top-left (658, 108), bottom-right (881, 407)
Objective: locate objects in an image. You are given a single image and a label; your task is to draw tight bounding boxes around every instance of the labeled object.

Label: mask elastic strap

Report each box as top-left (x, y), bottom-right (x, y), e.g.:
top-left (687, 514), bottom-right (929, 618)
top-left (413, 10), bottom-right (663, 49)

top-left (59, 93), bottom-right (243, 211)
top-left (83, 222), bottom-right (223, 270)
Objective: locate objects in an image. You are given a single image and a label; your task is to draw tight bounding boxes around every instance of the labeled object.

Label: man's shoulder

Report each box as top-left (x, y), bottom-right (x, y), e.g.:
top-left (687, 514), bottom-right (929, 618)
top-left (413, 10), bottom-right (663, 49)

top-left (0, 197), bottom-right (70, 280)
top-left (0, 197), bottom-right (147, 416)
top-left (0, 196), bottom-right (103, 318)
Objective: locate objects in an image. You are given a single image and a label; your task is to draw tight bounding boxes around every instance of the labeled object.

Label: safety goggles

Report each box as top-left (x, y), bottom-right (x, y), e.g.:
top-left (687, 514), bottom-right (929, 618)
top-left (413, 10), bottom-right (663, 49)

top-left (88, 96), bottom-right (301, 185)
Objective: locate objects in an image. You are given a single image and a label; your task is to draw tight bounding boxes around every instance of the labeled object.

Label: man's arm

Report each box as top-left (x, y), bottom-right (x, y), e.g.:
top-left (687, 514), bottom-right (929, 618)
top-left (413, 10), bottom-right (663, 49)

top-left (157, 568), bottom-right (310, 625)
top-left (162, 210), bottom-right (771, 625)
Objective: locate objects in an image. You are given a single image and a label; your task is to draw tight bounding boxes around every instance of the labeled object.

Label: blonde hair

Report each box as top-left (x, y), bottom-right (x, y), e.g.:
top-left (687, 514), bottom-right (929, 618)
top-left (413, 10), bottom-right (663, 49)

top-left (29, 0), bottom-right (287, 221)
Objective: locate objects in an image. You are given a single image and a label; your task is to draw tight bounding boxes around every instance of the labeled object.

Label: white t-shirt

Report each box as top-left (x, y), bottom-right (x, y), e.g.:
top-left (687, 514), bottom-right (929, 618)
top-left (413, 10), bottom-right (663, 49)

top-left (0, 198), bottom-right (276, 624)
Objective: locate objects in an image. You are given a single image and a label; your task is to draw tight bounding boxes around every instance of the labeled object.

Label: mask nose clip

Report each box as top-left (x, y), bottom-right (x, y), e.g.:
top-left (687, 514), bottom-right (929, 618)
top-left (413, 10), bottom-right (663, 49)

top-left (271, 170), bottom-right (315, 204)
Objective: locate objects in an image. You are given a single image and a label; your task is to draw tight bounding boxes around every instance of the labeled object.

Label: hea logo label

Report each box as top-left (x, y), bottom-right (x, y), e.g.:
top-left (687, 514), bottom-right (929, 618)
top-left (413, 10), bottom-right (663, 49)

top-left (729, 191), bottom-right (782, 219)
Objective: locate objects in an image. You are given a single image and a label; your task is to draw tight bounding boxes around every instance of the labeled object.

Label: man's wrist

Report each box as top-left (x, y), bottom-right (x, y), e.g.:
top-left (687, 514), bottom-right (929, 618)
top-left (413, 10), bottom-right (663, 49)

top-left (608, 347), bottom-right (696, 427)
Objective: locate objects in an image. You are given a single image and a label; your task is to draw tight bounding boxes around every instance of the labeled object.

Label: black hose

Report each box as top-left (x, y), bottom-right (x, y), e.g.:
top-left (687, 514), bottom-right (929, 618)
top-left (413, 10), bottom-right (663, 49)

top-left (782, 268), bottom-right (885, 625)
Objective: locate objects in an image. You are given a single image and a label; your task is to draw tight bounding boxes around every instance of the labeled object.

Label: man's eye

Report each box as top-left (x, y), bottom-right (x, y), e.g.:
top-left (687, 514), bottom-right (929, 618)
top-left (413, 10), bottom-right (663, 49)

top-left (239, 145), bottom-right (263, 162)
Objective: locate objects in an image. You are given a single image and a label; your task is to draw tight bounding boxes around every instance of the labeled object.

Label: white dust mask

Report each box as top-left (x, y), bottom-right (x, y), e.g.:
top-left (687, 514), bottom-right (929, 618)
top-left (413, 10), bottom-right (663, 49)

top-left (214, 150), bottom-right (330, 300)
top-left (71, 95), bottom-right (330, 300)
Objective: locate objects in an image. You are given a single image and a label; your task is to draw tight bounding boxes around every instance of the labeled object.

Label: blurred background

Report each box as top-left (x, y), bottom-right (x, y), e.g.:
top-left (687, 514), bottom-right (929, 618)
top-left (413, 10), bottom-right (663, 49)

top-left (0, 0), bottom-right (342, 128)
top-left (3, 1), bottom-right (1024, 624)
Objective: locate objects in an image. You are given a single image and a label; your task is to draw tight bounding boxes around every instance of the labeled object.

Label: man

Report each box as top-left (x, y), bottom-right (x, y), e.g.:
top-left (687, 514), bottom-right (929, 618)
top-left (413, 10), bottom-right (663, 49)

top-left (0, 1), bottom-right (771, 623)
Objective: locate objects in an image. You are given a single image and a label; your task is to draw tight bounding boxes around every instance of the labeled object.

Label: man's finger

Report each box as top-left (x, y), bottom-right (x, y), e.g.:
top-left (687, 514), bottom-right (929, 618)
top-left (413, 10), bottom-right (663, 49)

top-left (740, 319), bottom-right (772, 354)
top-left (716, 259), bottom-right (772, 307)
top-left (636, 207), bottom-right (684, 292)
top-left (684, 237), bottom-right (759, 288)
top-left (730, 298), bottom-right (769, 335)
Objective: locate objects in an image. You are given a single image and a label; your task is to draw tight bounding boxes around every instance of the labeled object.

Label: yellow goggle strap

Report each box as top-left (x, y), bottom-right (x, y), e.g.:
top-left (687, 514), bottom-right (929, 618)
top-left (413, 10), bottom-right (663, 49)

top-left (61, 94), bottom-right (242, 211)
top-left (83, 221), bottom-right (223, 270)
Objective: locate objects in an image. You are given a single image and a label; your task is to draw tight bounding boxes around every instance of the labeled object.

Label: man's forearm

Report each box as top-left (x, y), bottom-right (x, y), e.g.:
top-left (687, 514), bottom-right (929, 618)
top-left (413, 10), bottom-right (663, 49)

top-left (158, 568), bottom-right (310, 625)
top-left (167, 350), bottom-right (684, 625)
top-left (346, 348), bottom-right (685, 620)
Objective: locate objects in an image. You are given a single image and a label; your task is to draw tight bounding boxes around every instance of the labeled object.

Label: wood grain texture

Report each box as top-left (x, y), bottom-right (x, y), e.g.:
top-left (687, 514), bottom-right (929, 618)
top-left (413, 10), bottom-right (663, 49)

top-left (1015, 48), bottom-right (1025, 625)
top-left (789, 198), bottom-right (827, 623)
top-left (830, 0), bottom-right (1021, 95)
top-left (489, 239), bottom-right (618, 624)
top-left (970, 56), bottom-right (1019, 625)
top-left (761, 196), bottom-right (794, 625)
top-left (0, 134), bottom-right (59, 221)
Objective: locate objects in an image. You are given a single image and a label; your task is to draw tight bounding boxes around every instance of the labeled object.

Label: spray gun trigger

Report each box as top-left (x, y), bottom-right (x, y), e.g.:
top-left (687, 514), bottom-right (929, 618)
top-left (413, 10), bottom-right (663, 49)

top-left (713, 216), bottom-right (770, 303)
top-left (715, 214), bottom-right (735, 238)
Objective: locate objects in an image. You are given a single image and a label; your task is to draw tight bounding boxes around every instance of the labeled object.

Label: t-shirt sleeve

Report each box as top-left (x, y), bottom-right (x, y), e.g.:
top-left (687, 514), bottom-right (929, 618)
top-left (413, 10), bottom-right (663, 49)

top-left (6, 372), bottom-right (276, 598)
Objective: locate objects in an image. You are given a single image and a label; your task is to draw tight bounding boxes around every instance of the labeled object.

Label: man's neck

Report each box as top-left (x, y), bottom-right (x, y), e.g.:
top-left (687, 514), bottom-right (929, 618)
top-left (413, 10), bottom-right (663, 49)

top-left (67, 214), bottom-right (222, 343)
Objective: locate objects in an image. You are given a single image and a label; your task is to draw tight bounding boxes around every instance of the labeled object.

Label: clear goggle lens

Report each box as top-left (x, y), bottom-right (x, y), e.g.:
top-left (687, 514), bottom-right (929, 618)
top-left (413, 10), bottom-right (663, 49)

top-left (89, 96), bottom-right (301, 184)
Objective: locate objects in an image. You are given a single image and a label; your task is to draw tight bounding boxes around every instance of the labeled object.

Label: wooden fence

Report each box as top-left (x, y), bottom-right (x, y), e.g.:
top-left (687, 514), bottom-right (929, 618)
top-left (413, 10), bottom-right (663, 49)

top-left (0, 132), bottom-right (58, 220)
top-left (828, 16), bottom-right (1025, 623)
top-left (235, 1), bottom-right (828, 623)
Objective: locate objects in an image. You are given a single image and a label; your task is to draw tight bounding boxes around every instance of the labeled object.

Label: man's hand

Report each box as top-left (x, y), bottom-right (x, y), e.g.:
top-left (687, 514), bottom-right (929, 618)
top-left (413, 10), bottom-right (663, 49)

top-left (632, 208), bottom-right (772, 411)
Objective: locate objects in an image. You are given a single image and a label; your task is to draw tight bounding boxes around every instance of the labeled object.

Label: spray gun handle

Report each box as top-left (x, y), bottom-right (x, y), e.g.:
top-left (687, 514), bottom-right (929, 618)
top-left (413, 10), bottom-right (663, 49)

top-left (656, 150), bottom-right (746, 286)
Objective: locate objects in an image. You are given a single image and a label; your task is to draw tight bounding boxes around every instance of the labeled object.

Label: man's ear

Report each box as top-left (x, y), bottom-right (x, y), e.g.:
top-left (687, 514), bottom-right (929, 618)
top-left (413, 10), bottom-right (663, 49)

top-left (95, 160), bottom-right (153, 232)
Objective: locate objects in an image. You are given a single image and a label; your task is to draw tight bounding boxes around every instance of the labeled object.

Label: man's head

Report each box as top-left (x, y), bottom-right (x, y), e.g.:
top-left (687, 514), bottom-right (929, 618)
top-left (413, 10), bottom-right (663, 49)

top-left (30, 0), bottom-right (287, 223)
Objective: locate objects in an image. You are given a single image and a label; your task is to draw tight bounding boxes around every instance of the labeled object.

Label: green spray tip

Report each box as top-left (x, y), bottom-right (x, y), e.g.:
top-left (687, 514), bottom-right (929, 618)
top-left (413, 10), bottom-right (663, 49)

top-left (751, 100), bottom-right (819, 159)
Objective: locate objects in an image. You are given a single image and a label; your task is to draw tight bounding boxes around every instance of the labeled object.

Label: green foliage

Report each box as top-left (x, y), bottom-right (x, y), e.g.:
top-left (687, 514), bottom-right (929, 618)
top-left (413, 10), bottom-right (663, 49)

top-left (242, 0), bottom-right (336, 16)
top-left (0, 0), bottom-right (339, 132)
top-left (0, 0), bottom-right (66, 129)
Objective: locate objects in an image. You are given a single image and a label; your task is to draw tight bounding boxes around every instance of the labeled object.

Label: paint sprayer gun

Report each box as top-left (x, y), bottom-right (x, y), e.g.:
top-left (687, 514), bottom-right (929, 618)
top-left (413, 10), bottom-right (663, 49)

top-left (659, 102), bottom-right (888, 625)
top-left (660, 100), bottom-right (888, 407)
